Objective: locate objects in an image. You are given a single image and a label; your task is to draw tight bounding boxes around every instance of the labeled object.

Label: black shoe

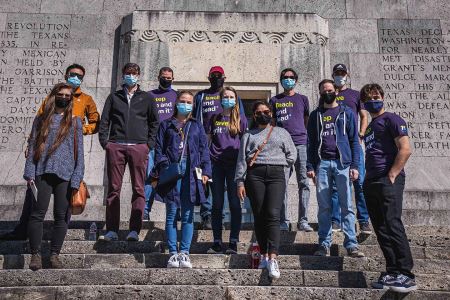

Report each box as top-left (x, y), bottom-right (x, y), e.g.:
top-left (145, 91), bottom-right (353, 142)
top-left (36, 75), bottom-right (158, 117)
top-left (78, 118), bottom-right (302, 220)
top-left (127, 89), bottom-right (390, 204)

top-left (29, 254), bottom-right (42, 271)
top-left (49, 254), bottom-right (63, 269)
top-left (201, 215), bottom-right (212, 230)
top-left (0, 231), bottom-right (27, 241)
top-left (389, 274), bottom-right (418, 293)
top-left (372, 274), bottom-right (397, 290)
top-left (359, 222), bottom-right (372, 235)
top-left (331, 222), bottom-right (341, 232)
top-left (207, 242), bottom-right (223, 254)
top-left (225, 242), bottom-right (238, 254)
top-left (347, 246), bottom-right (365, 258)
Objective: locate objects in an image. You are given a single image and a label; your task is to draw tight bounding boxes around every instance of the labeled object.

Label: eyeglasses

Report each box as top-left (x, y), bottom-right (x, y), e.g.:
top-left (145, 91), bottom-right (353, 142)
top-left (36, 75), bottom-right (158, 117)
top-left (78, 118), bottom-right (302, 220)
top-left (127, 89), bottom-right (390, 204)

top-left (255, 110), bottom-right (271, 116)
top-left (69, 72), bottom-right (84, 80)
top-left (56, 93), bottom-right (72, 99)
top-left (282, 76), bottom-right (296, 79)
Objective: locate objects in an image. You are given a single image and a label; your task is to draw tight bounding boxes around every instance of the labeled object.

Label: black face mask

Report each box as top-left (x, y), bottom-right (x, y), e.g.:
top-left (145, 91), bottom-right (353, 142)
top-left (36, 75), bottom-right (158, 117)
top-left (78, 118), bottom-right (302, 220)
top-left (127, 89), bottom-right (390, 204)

top-left (55, 97), bottom-right (70, 109)
top-left (320, 93), bottom-right (336, 105)
top-left (209, 77), bottom-right (224, 90)
top-left (255, 114), bottom-right (272, 125)
top-left (159, 77), bottom-right (172, 89)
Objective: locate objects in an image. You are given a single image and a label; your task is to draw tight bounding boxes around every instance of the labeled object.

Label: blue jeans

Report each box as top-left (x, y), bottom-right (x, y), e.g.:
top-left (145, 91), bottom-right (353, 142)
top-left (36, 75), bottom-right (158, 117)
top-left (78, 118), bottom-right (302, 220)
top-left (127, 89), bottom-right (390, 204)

top-left (211, 163), bottom-right (241, 243)
top-left (144, 149), bottom-right (155, 215)
top-left (281, 144), bottom-right (310, 225)
top-left (331, 144), bottom-right (369, 224)
top-left (165, 159), bottom-right (194, 254)
top-left (316, 159), bottom-right (358, 249)
top-left (200, 193), bottom-right (212, 219)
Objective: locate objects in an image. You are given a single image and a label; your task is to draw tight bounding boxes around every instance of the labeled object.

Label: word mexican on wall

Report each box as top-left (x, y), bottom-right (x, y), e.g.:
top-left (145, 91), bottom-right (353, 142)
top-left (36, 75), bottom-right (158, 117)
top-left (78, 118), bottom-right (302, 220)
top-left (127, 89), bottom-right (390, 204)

top-left (378, 19), bottom-right (450, 157)
top-left (0, 14), bottom-right (70, 152)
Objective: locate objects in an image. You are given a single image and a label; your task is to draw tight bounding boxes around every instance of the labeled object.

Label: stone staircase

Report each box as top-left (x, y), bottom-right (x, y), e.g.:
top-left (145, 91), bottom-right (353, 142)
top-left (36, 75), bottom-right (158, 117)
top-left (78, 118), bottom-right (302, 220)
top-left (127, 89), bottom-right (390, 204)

top-left (0, 221), bottom-right (449, 299)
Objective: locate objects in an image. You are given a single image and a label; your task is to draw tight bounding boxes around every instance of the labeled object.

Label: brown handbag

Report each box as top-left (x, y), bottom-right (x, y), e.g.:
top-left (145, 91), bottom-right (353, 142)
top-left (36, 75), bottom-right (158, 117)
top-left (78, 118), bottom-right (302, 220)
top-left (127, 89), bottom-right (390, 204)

top-left (248, 125), bottom-right (274, 167)
top-left (71, 120), bottom-right (90, 215)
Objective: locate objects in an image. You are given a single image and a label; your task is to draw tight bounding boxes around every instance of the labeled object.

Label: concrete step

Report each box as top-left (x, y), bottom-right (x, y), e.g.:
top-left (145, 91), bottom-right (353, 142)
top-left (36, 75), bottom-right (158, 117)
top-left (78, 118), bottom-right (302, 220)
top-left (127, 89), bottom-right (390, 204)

top-left (1, 285), bottom-right (449, 300)
top-left (1, 253), bottom-right (448, 275)
top-left (0, 268), bottom-right (447, 291)
top-left (0, 240), bottom-right (448, 259)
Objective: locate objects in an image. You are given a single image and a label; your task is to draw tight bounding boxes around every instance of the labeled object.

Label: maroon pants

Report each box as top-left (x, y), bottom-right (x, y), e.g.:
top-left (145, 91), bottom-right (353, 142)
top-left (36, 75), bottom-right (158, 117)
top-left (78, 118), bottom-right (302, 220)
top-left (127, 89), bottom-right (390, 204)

top-left (105, 143), bottom-right (148, 233)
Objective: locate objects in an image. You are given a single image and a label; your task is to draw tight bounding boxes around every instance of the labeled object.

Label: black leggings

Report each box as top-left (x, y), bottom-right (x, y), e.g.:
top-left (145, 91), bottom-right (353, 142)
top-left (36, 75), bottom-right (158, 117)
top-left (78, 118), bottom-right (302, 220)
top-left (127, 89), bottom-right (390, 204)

top-left (28, 174), bottom-right (71, 254)
top-left (245, 164), bottom-right (285, 255)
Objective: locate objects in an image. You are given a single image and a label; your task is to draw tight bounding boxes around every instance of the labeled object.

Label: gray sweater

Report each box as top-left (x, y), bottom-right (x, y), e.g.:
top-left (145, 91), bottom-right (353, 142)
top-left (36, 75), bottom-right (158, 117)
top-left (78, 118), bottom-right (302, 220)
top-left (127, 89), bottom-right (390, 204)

top-left (235, 126), bottom-right (297, 186)
top-left (24, 114), bottom-right (84, 189)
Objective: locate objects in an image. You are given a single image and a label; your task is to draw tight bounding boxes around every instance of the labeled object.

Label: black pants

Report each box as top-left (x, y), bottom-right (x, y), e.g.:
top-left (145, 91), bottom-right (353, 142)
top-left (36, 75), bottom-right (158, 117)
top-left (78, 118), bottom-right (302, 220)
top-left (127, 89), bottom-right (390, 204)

top-left (363, 174), bottom-right (414, 278)
top-left (28, 174), bottom-right (71, 255)
top-left (245, 164), bottom-right (285, 255)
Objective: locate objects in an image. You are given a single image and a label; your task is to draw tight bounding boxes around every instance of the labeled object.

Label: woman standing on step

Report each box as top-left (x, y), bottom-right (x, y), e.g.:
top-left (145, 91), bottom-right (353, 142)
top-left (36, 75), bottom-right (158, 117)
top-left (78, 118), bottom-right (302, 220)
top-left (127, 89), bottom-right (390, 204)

top-left (24, 82), bottom-right (84, 271)
top-left (154, 91), bottom-right (211, 268)
top-left (235, 101), bottom-right (296, 279)
top-left (207, 87), bottom-right (248, 255)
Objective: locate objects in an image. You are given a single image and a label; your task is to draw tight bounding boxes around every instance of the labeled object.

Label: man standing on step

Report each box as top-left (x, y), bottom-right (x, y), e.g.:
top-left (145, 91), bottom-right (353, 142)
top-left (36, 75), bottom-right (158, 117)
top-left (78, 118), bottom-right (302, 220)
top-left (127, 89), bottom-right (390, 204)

top-left (269, 68), bottom-right (312, 232)
top-left (329, 64), bottom-right (371, 235)
top-left (98, 63), bottom-right (159, 242)
top-left (307, 79), bottom-right (364, 258)
top-left (143, 67), bottom-right (178, 220)
top-left (360, 83), bottom-right (417, 293)
top-left (0, 63), bottom-right (100, 241)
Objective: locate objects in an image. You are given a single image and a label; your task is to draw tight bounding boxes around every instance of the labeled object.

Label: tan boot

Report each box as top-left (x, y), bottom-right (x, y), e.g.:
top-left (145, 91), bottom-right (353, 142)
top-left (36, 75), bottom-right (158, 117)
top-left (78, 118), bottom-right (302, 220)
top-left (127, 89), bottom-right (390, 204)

top-left (50, 254), bottom-right (63, 269)
top-left (29, 254), bottom-right (42, 271)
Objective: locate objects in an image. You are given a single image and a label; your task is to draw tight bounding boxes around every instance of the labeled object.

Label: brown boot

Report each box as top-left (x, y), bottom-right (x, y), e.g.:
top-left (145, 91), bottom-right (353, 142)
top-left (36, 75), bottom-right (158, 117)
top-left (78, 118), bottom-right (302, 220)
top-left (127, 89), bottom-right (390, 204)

top-left (29, 254), bottom-right (42, 271)
top-left (50, 254), bottom-right (63, 269)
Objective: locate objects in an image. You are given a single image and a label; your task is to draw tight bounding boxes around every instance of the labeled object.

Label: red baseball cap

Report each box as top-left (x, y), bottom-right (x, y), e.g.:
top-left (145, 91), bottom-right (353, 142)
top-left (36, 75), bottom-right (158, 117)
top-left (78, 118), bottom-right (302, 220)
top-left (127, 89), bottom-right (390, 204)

top-left (209, 66), bottom-right (225, 75)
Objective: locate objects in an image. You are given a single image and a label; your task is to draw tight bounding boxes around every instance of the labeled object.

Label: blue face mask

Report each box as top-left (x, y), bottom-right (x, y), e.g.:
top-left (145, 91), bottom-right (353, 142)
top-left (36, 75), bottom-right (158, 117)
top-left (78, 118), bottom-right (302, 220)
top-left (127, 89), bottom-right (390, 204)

top-left (177, 103), bottom-right (193, 115)
top-left (281, 78), bottom-right (296, 90)
top-left (221, 98), bottom-right (236, 109)
top-left (123, 74), bottom-right (138, 87)
top-left (364, 100), bottom-right (384, 113)
top-left (67, 76), bottom-right (82, 88)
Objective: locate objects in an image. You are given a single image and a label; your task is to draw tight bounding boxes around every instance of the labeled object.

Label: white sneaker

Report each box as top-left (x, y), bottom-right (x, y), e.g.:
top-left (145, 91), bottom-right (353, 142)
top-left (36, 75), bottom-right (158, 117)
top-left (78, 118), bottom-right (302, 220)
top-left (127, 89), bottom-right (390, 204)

top-left (258, 256), bottom-right (268, 269)
top-left (126, 231), bottom-right (139, 241)
top-left (267, 258), bottom-right (280, 279)
top-left (178, 253), bottom-right (192, 268)
top-left (98, 231), bottom-right (118, 242)
top-left (167, 254), bottom-right (179, 268)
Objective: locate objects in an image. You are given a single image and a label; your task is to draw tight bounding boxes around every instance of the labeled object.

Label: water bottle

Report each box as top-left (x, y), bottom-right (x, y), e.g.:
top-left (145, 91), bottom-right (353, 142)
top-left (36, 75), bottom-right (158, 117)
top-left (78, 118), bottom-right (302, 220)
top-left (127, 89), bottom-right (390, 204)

top-left (89, 222), bottom-right (97, 241)
top-left (250, 242), bottom-right (261, 269)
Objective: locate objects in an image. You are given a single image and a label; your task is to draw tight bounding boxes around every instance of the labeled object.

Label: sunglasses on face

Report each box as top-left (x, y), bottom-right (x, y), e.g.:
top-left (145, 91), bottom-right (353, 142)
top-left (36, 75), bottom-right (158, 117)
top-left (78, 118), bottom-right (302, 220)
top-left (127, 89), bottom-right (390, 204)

top-left (209, 74), bottom-right (223, 79)
top-left (255, 110), bottom-right (271, 116)
top-left (282, 76), bottom-right (296, 79)
top-left (56, 93), bottom-right (71, 99)
top-left (69, 72), bottom-right (84, 80)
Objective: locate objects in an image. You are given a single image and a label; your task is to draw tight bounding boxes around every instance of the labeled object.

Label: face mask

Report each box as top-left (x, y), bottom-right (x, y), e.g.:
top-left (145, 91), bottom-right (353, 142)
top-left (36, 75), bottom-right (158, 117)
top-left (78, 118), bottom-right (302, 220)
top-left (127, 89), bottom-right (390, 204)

top-left (255, 114), bottom-right (272, 125)
top-left (123, 74), bottom-right (138, 87)
top-left (209, 77), bottom-right (224, 90)
top-left (176, 103), bottom-right (193, 115)
top-left (320, 93), bottom-right (336, 105)
top-left (221, 98), bottom-right (236, 109)
top-left (55, 97), bottom-right (70, 109)
top-left (364, 100), bottom-right (384, 113)
top-left (334, 75), bottom-right (347, 87)
top-left (159, 77), bottom-right (172, 89)
top-left (281, 78), bottom-right (296, 90)
top-left (67, 76), bottom-right (82, 88)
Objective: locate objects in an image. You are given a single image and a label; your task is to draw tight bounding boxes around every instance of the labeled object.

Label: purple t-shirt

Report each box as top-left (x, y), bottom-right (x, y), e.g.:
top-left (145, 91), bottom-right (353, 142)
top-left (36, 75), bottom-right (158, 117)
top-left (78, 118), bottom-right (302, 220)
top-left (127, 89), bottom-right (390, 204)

top-left (149, 88), bottom-right (178, 122)
top-left (336, 88), bottom-right (364, 123)
top-left (364, 112), bottom-right (408, 180)
top-left (208, 114), bottom-right (248, 166)
top-left (320, 106), bottom-right (340, 160)
top-left (270, 93), bottom-right (309, 145)
top-left (198, 90), bottom-right (222, 130)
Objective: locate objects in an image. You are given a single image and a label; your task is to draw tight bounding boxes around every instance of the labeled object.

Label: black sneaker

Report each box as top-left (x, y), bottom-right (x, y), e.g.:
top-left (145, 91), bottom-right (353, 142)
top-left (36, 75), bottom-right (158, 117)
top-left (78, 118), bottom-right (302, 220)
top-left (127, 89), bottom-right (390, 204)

top-left (313, 244), bottom-right (330, 256)
top-left (389, 274), bottom-right (418, 293)
top-left (207, 242), bottom-right (223, 254)
top-left (225, 242), bottom-right (238, 254)
top-left (331, 222), bottom-right (341, 232)
top-left (372, 274), bottom-right (397, 290)
top-left (201, 215), bottom-right (212, 230)
top-left (359, 222), bottom-right (372, 235)
top-left (347, 246), bottom-right (365, 258)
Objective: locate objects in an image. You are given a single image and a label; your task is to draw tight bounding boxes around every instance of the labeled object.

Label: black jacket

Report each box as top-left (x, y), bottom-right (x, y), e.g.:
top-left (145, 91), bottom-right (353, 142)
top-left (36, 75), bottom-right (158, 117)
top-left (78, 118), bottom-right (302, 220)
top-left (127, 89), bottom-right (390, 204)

top-left (99, 87), bottom-right (159, 149)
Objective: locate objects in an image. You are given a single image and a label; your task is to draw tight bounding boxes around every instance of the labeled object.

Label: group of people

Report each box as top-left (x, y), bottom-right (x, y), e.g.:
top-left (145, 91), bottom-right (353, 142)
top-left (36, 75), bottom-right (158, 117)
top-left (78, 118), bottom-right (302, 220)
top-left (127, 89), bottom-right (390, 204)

top-left (0, 61), bottom-right (416, 293)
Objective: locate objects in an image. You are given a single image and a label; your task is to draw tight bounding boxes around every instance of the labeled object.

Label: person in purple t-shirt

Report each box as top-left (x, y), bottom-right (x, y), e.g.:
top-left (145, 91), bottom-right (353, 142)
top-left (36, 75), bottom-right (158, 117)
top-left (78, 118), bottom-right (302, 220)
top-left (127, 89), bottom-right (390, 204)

top-left (269, 68), bottom-right (312, 232)
top-left (360, 84), bottom-right (416, 293)
top-left (206, 87), bottom-right (248, 255)
top-left (330, 63), bottom-right (371, 234)
top-left (144, 67), bottom-right (178, 220)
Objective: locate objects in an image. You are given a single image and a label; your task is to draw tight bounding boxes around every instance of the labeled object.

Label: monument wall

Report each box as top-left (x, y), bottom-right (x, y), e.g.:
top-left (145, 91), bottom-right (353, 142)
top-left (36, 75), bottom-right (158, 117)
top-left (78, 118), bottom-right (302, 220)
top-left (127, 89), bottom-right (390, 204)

top-left (0, 0), bottom-right (448, 224)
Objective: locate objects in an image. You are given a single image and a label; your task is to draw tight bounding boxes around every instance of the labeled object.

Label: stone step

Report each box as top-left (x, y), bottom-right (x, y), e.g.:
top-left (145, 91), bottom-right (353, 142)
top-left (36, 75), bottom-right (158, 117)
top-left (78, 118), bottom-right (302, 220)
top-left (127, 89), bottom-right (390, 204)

top-left (0, 268), bottom-right (448, 291)
top-left (1, 285), bottom-right (449, 300)
top-left (1, 253), bottom-right (448, 275)
top-left (0, 241), bottom-right (448, 259)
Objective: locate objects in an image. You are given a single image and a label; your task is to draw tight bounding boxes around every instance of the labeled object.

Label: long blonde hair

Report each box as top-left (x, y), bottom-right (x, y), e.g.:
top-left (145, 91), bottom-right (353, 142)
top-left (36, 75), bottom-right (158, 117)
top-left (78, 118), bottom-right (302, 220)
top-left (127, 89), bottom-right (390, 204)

top-left (220, 86), bottom-right (241, 137)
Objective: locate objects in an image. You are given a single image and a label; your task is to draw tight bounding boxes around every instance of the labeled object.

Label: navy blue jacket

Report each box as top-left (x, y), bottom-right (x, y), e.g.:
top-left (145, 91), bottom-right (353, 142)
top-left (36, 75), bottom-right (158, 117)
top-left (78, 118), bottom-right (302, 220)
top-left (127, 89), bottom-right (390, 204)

top-left (154, 117), bottom-right (212, 207)
top-left (307, 104), bottom-right (359, 172)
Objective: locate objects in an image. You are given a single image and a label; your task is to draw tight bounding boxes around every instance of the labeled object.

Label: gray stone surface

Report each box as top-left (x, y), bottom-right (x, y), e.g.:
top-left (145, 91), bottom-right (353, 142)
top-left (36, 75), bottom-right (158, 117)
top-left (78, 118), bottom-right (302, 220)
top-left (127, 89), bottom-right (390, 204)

top-left (328, 19), bottom-right (379, 53)
top-left (346, 0), bottom-right (409, 19)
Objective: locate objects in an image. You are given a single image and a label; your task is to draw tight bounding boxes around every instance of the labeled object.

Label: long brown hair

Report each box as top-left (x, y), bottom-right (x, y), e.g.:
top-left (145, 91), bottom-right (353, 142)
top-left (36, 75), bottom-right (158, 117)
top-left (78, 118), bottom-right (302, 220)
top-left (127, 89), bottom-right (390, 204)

top-left (220, 86), bottom-right (241, 137)
top-left (33, 83), bottom-right (74, 162)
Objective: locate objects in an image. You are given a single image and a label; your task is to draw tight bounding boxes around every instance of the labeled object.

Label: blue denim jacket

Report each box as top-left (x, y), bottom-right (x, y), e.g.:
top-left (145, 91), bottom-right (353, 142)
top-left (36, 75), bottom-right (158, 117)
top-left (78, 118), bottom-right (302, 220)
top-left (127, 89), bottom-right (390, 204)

top-left (154, 117), bottom-right (212, 207)
top-left (307, 104), bottom-right (359, 172)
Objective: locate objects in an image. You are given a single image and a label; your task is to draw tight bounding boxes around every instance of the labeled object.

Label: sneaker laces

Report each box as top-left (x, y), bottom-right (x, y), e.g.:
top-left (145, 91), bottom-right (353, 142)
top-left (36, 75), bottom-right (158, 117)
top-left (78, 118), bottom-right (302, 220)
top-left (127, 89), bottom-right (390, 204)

top-left (396, 274), bottom-right (410, 283)
top-left (168, 254), bottom-right (178, 263)
top-left (269, 259), bottom-right (279, 272)
top-left (179, 253), bottom-right (190, 262)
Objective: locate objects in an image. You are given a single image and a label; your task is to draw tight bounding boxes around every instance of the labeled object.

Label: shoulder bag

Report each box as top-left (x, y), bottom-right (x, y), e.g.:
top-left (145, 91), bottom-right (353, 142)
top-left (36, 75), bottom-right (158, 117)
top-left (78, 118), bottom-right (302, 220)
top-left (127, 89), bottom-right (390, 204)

top-left (71, 120), bottom-right (90, 215)
top-left (248, 125), bottom-right (274, 167)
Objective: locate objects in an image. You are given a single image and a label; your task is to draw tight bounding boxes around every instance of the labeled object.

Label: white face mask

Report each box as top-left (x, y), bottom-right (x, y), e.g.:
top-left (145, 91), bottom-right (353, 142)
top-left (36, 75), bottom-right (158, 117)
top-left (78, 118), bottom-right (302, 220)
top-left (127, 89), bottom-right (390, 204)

top-left (334, 75), bottom-right (347, 87)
